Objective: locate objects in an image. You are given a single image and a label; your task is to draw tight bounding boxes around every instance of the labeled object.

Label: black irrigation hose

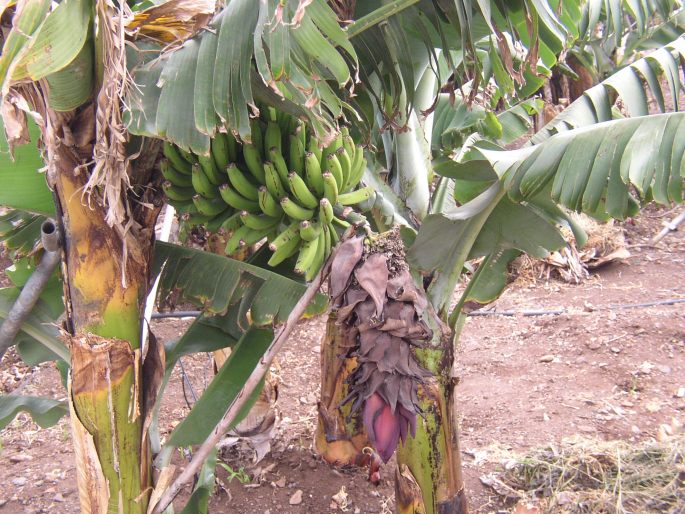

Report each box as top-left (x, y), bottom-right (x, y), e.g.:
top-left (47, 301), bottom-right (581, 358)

top-left (468, 298), bottom-right (685, 317)
top-left (0, 220), bottom-right (62, 361)
top-left (178, 356), bottom-right (198, 407)
top-left (150, 298), bottom-right (685, 320)
top-left (151, 311), bottom-right (201, 319)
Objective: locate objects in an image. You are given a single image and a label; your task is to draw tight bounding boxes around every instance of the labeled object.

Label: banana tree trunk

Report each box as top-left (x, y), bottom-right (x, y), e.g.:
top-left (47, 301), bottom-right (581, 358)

top-left (315, 312), bottom-right (374, 471)
top-left (52, 145), bottom-right (152, 514)
top-left (395, 314), bottom-right (467, 514)
top-left (316, 232), bottom-right (467, 514)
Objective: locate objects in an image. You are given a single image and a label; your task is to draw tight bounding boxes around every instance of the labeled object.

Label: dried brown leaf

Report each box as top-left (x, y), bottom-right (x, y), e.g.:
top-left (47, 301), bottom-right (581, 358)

top-left (386, 269), bottom-right (427, 315)
top-left (355, 253), bottom-right (388, 318)
top-left (330, 236), bottom-right (364, 303)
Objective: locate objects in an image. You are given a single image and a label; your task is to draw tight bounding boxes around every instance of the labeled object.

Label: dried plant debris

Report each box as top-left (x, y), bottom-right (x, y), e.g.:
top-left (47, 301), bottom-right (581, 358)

top-left (484, 432), bottom-right (685, 513)
top-left (330, 232), bottom-right (432, 463)
top-left (515, 216), bottom-right (629, 284)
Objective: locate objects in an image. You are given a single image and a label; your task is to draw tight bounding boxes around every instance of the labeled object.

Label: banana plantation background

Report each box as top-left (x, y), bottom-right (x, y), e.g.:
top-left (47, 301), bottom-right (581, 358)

top-left (1, 0), bottom-right (684, 513)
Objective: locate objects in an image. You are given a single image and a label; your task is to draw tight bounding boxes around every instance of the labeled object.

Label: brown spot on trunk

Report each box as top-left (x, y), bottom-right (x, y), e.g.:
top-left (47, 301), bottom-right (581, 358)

top-left (67, 332), bottom-right (135, 396)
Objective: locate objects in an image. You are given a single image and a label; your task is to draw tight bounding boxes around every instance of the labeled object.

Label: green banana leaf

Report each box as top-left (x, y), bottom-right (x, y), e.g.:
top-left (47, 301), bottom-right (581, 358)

top-left (482, 112), bottom-right (685, 217)
top-left (126, 0), bottom-right (356, 151)
top-left (0, 394), bottom-right (67, 430)
top-left (179, 447), bottom-right (218, 514)
top-left (5, 256), bottom-right (63, 318)
top-left (153, 241), bottom-right (327, 326)
top-left (462, 248), bottom-right (521, 305)
top-left (533, 35), bottom-right (685, 143)
top-left (0, 120), bottom-right (54, 216)
top-left (164, 326), bottom-right (273, 447)
top-left (10, 0), bottom-right (91, 82)
top-left (163, 315), bottom-right (241, 369)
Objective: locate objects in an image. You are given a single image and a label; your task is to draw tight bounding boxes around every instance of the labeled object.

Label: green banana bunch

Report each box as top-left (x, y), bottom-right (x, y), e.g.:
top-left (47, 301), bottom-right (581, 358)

top-left (159, 107), bottom-right (370, 280)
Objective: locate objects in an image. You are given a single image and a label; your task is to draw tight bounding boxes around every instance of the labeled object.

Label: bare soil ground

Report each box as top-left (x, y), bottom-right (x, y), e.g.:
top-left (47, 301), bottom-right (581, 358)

top-left (0, 207), bottom-right (683, 514)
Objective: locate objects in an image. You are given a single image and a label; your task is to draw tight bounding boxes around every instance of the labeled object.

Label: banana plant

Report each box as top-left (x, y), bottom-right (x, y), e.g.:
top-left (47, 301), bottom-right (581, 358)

top-left (2, 2), bottom-right (685, 514)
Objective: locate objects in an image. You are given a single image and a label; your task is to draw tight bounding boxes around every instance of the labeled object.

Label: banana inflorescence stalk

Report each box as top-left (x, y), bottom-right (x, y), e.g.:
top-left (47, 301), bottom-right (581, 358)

top-left (160, 107), bottom-right (370, 279)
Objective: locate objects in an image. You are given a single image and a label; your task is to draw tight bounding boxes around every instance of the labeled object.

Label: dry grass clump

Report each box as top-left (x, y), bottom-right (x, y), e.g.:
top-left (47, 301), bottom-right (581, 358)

top-left (493, 433), bottom-right (685, 513)
top-left (513, 214), bottom-right (628, 285)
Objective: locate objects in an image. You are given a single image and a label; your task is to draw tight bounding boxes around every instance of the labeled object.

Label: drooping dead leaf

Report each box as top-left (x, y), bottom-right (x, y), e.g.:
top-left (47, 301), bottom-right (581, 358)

top-left (387, 269), bottom-right (427, 315)
top-left (126, 0), bottom-right (214, 44)
top-left (355, 253), bottom-right (388, 318)
top-left (330, 236), bottom-right (364, 303)
top-left (585, 247), bottom-right (631, 269)
top-left (0, 93), bottom-right (30, 153)
top-left (69, 384), bottom-right (110, 514)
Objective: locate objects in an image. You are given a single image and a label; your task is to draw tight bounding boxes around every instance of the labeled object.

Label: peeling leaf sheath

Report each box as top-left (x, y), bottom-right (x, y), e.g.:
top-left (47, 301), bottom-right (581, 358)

top-left (69, 334), bottom-right (146, 514)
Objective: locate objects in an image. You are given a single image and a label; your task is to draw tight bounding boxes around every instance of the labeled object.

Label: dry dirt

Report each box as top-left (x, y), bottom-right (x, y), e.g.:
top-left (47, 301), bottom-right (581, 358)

top-left (0, 207), bottom-right (684, 514)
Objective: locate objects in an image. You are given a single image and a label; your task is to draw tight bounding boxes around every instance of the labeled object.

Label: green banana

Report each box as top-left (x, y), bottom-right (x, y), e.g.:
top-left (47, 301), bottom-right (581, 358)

top-left (321, 221), bottom-right (337, 260)
top-left (191, 163), bottom-right (218, 198)
top-left (337, 186), bottom-right (375, 206)
top-left (167, 199), bottom-right (195, 212)
top-left (218, 183), bottom-right (260, 212)
top-left (240, 211), bottom-right (281, 230)
top-left (211, 132), bottom-right (235, 170)
top-left (328, 222), bottom-right (340, 246)
top-left (250, 118), bottom-right (264, 158)
top-left (177, 147), bottom-right (197, 164)
top-left (288, 172), bottom-right (319, 209)
top-left (242, 143), bottom-right (266, 184)
top-left (163, 142), bottom-right (192, 174)
top-left (322, 172), bottom-right (339, 205)
top-left (269, 221), bottom-right (299, 250)
top-left (288, 135), bottom-right (305, 176)
top-left (285, 116), bottom-right (300, 141)
top-left (308, 136), bottom-right (323, 163)
top-left (226, 224), bottom-right (272, 254)
top-left (264, 161), bottom-right (287, 200)
top-left (281, 196), bottom-right (315, 221)
top-left (265, 120), bottom-right (282, 155)
top-left (299, 220), bottom-right (321, 242)
top-left (227, 163), bottom-right (259, 201)
top-left (304, 151), bottom-right (324, 197)
top-left (268, 222), bottom-right (301, 266)
top-left (225, 224), bottom-right (251, 254)
top-left (258, 186), bottom-right (283, 218)
top-left (180, 210), bottom-right (212, 227)
top-left (268, 234), bottom-right (301, 266)
top-left (162, 181), bottom-right (194, 202)
top-left (326, 153), bottom-right (344, 190)
top-left (294, 122), bottom-right (306, 149)
top-left (332, 216), bottom-right (351, 229)
top-left (323, 133), bottom-right (343, 160)
top-left (207, 210), bottom-right (242, 233)
top-left (347, 148), bottom-right (366, 189)
top-left (193, 194), bottom-right (229, 216)
top-left (161, 159), bottom-right (192, 187)
top-left (198, 153), bottom-right (225, 186)
top-left (335, 146), bottom-right (352, 191)
top-left (342, 134), bottom-right (356, 161)
top-left (319, 197), bottom-right (334, 225)
top-left (269, 146), bottom-right (290, 183)
top-left (217, 211), bottom-right (243, 233)
top-left (294, 237), bottom-right (320, 275)
top-left (305, 228), bottom-right (327, 281)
